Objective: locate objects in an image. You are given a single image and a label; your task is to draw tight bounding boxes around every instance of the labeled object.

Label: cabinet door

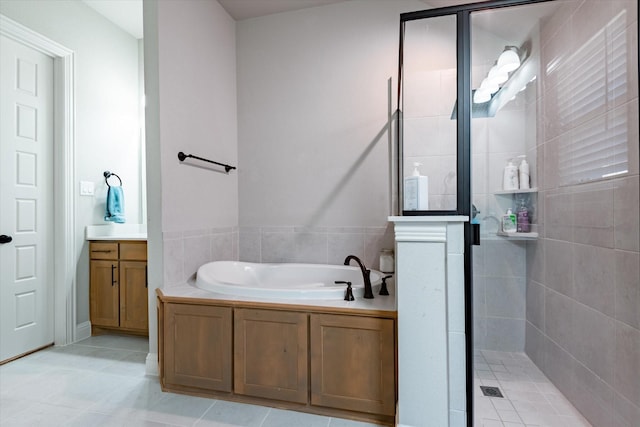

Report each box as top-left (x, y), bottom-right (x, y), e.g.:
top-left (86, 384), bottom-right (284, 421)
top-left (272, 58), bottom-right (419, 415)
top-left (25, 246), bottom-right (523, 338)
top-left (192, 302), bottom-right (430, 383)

top-left (164, 303), bottom-right (232, 392)
top-left (310, 314), bottom-right (396, 416)
top-left (234, 308), bottom-right (308, 403)
top-left (90, 260), bottom-right (119, 327)
top-left (119, 261), bottom-right (148, 332)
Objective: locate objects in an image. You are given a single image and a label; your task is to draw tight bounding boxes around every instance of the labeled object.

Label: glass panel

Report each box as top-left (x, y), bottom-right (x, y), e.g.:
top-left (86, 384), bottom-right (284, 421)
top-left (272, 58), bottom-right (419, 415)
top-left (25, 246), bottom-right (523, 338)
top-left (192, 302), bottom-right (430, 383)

top-left (401, 15), bottom-right (457, 212)
top-left (470, 1), bottom-right (638, 426)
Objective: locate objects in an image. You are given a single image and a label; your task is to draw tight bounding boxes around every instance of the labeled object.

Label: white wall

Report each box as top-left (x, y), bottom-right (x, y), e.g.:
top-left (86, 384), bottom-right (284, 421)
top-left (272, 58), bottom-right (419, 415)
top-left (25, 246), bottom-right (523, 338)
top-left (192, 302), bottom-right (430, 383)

top-left (0, 1), bottom-right (143, 325)
top-left (143, 0), bottom-right (238, 365)
top-left (236, 0), bottom-right (426, 267)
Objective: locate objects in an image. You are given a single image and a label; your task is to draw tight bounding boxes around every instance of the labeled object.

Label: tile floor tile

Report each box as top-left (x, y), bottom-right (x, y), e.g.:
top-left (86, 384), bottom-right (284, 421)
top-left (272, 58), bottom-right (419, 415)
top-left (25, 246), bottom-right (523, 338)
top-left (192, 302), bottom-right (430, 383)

top-left (262, 408), bottom-right (330, 427)
top-left (474, 351), bottom-right (592, 427)
top-left (194, 400), bottom-right (270, 427)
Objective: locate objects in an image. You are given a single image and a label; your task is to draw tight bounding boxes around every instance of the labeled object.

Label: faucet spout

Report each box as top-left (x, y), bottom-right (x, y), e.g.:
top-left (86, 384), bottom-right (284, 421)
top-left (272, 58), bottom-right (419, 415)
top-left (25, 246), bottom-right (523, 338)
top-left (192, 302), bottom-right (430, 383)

top-left (343, 255), bottom-right (374, 299)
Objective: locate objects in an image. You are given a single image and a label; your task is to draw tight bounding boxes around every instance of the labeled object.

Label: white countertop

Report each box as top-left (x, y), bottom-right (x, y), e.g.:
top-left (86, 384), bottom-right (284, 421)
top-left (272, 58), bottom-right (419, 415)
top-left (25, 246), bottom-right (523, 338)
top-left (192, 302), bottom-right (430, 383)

top-left (160, 278), bottom-right (397, 313)
top-left (86, 224), bottom-right (147, 241)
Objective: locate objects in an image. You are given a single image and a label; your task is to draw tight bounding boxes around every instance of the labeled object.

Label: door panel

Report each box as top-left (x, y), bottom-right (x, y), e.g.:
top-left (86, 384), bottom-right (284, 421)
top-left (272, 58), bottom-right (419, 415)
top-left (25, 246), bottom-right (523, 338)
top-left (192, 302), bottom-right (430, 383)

top-left (0, 35), bottom-right (54, 362)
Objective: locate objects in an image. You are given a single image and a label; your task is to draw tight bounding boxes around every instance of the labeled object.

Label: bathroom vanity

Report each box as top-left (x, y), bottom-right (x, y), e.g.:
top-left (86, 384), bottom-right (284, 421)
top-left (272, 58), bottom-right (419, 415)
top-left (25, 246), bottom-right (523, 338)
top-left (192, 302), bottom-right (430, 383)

top-left (86, 224), bottom-right (149, 336)
top-left (89, 240), bottom-right (148, 335)
top-left (156, 288), bottom-right (397, 425)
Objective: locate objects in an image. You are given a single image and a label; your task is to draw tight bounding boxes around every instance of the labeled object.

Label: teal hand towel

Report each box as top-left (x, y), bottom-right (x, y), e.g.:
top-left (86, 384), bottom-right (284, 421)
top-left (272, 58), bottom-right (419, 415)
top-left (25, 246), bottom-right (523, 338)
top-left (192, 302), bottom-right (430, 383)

top-left (104, 186), bottom-right (125, 223)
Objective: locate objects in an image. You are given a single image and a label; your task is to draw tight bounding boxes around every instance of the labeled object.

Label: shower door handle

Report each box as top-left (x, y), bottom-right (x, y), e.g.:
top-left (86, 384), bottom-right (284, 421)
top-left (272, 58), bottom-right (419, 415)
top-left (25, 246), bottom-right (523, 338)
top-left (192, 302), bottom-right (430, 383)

top-left (472, 223), bottom-right (480, 245)
top-left (466, 223), bottom-right (481, 246)
top-left (0, 235), bottom-right (12, 244)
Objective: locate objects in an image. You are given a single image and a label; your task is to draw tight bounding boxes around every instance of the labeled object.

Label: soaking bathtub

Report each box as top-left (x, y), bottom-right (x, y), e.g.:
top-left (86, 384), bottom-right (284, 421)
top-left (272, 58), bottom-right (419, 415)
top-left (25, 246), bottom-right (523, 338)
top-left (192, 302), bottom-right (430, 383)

top-left (195, 261), bottom-right (383, 300)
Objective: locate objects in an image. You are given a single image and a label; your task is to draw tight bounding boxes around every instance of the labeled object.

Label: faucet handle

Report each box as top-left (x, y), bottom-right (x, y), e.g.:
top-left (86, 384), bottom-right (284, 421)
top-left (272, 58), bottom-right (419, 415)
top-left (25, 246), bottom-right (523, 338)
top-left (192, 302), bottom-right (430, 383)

top-left (335, 281), bottom-right (354, 301)
top-left (379, 275), bottom-right (392, 296)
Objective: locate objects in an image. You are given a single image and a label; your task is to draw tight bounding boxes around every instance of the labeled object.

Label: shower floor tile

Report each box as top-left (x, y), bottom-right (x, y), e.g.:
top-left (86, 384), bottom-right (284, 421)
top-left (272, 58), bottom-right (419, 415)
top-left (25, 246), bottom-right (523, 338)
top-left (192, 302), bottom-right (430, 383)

top-left (474, 350), bottom-right (592, 427)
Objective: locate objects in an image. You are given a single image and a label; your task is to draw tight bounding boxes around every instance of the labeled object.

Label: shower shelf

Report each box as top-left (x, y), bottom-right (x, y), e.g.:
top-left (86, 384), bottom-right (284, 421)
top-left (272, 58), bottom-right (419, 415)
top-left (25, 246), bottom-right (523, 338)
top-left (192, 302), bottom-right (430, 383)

top-left (494, 188), bottom-right (538, 195)
top-left (496, 231), bottom-right (538, 240)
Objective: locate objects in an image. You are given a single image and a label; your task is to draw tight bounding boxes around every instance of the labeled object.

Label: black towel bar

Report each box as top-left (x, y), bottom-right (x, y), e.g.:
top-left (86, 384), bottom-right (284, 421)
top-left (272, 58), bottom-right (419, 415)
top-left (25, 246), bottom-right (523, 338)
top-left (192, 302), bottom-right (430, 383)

top-left (178, 151), bottom-right (236, 173)
top-left (103, 171), bottom-right (122, 187)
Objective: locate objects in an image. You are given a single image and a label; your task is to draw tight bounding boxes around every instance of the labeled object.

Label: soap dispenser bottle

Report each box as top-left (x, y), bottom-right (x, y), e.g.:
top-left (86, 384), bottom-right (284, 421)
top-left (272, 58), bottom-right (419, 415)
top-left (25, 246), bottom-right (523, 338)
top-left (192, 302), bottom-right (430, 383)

top-left (404, 162), bottom-right (429, 210)
top-left (516, 201), bottom-right (530, 232)
top-left (502, 208), bottom-right (517, 233)
top-left (503, 159), bottom-right (519, 191)
top-left (518, 155), bottom-right (530, 190)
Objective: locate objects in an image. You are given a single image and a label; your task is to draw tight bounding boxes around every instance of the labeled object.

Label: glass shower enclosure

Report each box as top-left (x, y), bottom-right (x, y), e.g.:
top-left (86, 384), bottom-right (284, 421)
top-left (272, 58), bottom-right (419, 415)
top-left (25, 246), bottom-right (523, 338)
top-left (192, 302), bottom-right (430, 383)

top-left (399, 0), bottom-right (639, 426)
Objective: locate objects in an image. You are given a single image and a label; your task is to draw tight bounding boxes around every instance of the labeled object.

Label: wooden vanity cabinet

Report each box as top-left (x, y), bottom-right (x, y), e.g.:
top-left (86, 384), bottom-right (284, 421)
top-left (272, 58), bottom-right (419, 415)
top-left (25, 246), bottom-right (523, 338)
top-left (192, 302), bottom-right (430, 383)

top-left (234, 308), bottom-right (308, 403)
top-left (163, 303), bottom-right (232, 392)
top-left (310, 313), bottom-right (396, 416)
top-left (90, 241), bottom-right (148, 335)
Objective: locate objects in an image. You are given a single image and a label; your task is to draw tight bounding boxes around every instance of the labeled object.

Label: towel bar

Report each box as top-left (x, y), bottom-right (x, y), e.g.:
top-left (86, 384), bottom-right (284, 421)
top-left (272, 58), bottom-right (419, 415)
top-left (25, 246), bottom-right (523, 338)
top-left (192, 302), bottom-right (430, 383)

top-left (178, 151), bottom-right (236, 173)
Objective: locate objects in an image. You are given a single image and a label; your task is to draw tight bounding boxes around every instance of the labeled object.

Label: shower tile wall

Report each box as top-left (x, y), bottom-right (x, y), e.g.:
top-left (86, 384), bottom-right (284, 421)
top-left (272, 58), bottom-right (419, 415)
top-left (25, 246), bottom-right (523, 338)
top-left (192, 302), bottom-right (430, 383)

top-left (472, 68), bottom-right (532, 353)
top-left (238, 226), bottom-right (394, 270)
top-left (163, 227), bottom-right (239, 287)
top-left (524, 1), bottom-right (639, 427)
top-left (473, 240), bottom-right (527, 352)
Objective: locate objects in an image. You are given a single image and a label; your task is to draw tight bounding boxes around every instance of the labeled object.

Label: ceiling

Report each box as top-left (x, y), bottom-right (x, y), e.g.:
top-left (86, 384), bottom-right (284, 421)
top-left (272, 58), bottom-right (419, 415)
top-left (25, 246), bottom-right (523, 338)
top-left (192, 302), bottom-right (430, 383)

top-left (81, 0), bottom-right (551, 45)
top-left (217, 0), bottom-right (348, 21)
top-left (82, 0), bottom-right (143, 39)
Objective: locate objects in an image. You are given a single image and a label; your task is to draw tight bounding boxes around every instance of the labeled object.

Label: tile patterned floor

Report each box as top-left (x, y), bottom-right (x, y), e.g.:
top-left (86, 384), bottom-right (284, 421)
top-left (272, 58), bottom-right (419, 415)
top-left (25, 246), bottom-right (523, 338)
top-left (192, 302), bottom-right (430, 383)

top-left (0, 335), bottom-right (383, 427)
top-left (1, 336), bottom-right (595, 427)
top-left (473, 350), bottom-right (592, 427)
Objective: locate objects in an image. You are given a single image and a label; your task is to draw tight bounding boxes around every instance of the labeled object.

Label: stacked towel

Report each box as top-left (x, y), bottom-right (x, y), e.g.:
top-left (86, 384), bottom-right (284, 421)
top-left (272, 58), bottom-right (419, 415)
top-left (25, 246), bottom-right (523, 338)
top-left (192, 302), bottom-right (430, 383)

top-left (104, 186), bottom-right (125, 223)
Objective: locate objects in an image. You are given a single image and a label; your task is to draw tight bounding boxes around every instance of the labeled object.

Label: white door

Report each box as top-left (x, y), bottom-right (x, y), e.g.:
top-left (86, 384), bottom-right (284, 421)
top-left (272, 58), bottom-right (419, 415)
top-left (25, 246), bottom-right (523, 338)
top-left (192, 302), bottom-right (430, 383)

top-left (0, 35), bottom-right (54, 363)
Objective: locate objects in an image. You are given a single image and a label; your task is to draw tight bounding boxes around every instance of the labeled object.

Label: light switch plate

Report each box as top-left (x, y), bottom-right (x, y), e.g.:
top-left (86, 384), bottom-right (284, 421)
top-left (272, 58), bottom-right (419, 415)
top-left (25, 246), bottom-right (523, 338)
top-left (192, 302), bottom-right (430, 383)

top-left (80, 180), bottom-right (95, 196)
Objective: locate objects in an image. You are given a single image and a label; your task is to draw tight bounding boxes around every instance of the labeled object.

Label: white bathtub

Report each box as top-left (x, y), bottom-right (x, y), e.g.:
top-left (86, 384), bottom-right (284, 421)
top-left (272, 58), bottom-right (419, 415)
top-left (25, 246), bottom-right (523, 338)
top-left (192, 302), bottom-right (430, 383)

top-left (195, 261), bottom-right (383, 300)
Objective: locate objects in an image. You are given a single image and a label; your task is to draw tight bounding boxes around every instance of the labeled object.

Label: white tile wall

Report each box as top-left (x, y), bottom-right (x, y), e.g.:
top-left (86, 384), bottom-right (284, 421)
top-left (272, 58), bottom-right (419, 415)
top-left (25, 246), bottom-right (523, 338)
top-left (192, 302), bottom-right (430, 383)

top-left (238, 225), bottom-right (394, 269)
top-left (163, 227), bottom-right (238, 287)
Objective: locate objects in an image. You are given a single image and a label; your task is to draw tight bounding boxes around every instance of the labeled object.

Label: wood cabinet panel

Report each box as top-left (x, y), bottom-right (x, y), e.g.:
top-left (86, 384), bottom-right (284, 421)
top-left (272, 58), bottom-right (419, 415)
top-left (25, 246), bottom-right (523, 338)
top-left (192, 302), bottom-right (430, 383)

top-left (90, 260), bottom-right (120, 327)
top-left (164, 303), bottom-right (232, 392)
top-left (89, 242), bottom-right (118, 260)
top-left (120, 242), bottom-right (147, 261)
top-left (234, 308), bottom-right (308, 403)
top-left (310, 314), bottom-right (396, 416)
top-left (119, 261), bottom-right (148, 331)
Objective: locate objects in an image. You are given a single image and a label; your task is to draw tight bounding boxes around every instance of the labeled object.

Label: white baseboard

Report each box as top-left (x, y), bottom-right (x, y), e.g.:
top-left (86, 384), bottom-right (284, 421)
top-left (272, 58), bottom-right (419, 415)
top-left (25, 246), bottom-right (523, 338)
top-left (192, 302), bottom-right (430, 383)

top-left (146, 352), bottom-right (159, 376)
top-left (75, 321), bottom-right (91, 342)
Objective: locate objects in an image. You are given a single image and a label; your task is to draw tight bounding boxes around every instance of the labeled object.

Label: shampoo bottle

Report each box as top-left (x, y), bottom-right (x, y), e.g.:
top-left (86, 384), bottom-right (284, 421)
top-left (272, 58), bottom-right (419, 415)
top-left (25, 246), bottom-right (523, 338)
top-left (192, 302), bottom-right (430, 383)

top-left (404, 163), bottom-right (429, 210)
top-left (503, 159), bottom-right (519, 191)
top-left (518, 155), bottom-right (530, 190)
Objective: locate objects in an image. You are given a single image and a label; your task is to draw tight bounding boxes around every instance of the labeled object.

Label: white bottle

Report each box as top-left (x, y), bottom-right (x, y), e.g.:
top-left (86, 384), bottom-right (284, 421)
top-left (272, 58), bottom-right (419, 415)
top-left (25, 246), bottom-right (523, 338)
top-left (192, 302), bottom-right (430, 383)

top-left (518, 156), bottom-right (530, 189)
top-left (503, 159), bottom-right (519, 191)
top-left (379, 249), bottom-right (395, 273)
top-left (404, 163), bottom-right (429, 210)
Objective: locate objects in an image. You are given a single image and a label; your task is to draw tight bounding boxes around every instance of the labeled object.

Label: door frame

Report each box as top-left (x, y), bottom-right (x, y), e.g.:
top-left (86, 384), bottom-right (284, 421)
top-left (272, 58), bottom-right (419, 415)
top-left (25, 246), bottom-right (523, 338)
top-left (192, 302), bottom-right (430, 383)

top-left (0, 15), bottom-right (76, 346)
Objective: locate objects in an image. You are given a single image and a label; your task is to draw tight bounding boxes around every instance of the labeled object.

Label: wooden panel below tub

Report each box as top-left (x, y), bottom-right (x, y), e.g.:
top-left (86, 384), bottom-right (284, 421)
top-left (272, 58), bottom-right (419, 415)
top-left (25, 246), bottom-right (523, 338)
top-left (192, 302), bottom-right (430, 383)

top-left (310, 313), bottom-right (396, 416)
top-left (163, 303), bottom-right (232, 392)
top-left (234, 308), bottom-right (308, 403)
top-left (157, 290), bottom-right (397, 426)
